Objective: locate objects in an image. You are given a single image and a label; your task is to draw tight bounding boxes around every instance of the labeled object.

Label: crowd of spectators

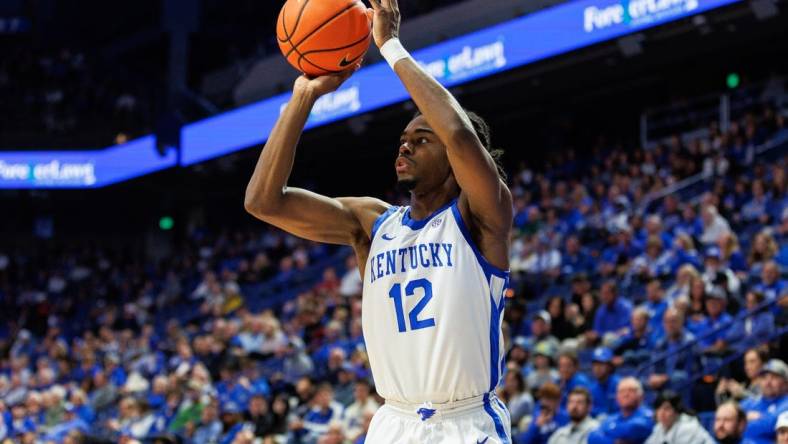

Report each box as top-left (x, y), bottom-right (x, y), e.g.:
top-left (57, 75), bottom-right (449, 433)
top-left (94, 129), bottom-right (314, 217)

top-left (0, 102), bottom-right (786, 444)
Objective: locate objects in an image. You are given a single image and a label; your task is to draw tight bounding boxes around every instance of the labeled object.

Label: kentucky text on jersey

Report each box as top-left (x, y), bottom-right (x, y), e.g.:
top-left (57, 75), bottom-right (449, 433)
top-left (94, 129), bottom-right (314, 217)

top-left (368, 243), bottom-right (455, 283)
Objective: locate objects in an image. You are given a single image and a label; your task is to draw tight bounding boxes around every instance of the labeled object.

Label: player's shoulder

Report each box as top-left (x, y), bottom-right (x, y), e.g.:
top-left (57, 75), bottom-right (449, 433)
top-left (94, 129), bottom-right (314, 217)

top-left (337, 196), bottom-right (391, 215)
top-left (337, 196), bottom-right (393, 238)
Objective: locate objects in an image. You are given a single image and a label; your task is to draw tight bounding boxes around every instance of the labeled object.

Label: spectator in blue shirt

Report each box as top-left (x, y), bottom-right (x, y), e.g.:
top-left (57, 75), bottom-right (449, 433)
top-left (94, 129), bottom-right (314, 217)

top-left (291, 383), bottom-right (344, 443)
top-left (753, 261), bottom-right (786, 302)
top-left (192, 403), bottom-right (223, 444)
top-left (613, 308), bottom-right (654, 367)
top-left (588, 377), bottom-right (654, 444)
top-left (726, 291), bottom-right (775, 352)
top-left (741, 359), bottom-right (788, 444)
top-left (588, 281), bottom-right (632, 345)
top-left (561, 235), bottom-right (593, 276)
top-left (648, 308), bottom-right (699, 393)
top-left (517, 382), bottom-right (569, 444)
top-left (696, 287), bottom-right (734, 352)
top-left (741, 180), bottom-right (772, 225)
top-left (640, 278), bottom-right (668, 340)
top-left (557, 352), bottom-right (593, 406)
top-left (589, 347), bottom-right (621, 417)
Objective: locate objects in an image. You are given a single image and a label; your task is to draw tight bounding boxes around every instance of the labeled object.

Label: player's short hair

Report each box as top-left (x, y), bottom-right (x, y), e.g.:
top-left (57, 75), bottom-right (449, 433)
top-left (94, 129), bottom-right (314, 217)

top-left (412, 109), bottom-right (506, 181)
top-left (569, 387), bottom-right (592, 405)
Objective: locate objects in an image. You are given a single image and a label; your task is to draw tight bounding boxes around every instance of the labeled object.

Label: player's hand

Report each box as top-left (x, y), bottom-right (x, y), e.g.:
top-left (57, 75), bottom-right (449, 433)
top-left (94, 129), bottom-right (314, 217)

top-left (367, 0), bottom-right (400, 48)
top-left (293, 63), bottom-right (361, 99)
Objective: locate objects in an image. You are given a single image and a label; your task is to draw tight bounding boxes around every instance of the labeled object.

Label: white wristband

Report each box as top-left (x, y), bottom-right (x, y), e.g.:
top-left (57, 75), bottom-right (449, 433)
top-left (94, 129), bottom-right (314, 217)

top-left (380, 38), bottom-right (411, 69)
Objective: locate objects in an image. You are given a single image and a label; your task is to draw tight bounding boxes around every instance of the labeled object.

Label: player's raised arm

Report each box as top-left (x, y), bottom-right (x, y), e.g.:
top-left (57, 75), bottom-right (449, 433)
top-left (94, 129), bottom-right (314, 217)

top-left (367, 0), bottom-right (512, 234)
top-left (244, 71), bottom-right (388, 246)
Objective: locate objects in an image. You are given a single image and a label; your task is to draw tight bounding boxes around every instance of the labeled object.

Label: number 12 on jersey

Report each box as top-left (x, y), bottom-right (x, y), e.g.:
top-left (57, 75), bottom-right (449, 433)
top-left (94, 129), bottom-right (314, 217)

top-left (388, 278), bottom-right (436, 332)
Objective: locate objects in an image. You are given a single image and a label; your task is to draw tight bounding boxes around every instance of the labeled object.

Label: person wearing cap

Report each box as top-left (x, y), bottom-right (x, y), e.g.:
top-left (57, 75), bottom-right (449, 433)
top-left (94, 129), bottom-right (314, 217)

top-left (695, 286), bottom-right (734, 353)
top-left (644, 390), bottom-right (715, 444)
top-left (547, 387), bottom-right (599, 444)
top-left (742, 359), bottom-right (788, 444)
top-left (775, 410), bottom-right (788, 444)
top-left (588, 377), bottom-right (654, 444)
top-left (526, 341), bottom-right (559, 392)
top-left (530, 310), bottom-right (560, 353)
top-left (219, 400), bottom-right (247, 444)
top-left (589, 347), bottom-right (621, 417)
top-left (702, 246), bottom-right (741, 297)
top-left (516, 382), bottom-right (569, 444)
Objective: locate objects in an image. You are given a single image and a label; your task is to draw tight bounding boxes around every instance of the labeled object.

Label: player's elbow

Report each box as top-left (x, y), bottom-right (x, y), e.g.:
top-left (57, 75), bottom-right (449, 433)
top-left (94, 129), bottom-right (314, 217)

top-left (244, 190), bottom-right (277, 219)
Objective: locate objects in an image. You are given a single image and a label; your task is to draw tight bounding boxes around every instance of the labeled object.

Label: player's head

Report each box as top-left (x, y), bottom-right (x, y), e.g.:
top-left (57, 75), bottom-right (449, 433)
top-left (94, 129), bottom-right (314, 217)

top-left (396, 110), bottom-right (505, 193)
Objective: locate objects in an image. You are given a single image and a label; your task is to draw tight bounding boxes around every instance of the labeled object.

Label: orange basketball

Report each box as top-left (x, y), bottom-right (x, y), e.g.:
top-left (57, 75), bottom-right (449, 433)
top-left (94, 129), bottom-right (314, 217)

top-left (277, 0), bottom-right (372, 77)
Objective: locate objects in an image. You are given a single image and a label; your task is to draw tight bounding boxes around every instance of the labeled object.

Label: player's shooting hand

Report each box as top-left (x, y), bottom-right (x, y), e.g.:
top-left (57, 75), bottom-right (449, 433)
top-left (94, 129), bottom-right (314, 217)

top-left (367, 0), bottom-right (400, 48)
top-left (293, 62), bottom-right (361, 98)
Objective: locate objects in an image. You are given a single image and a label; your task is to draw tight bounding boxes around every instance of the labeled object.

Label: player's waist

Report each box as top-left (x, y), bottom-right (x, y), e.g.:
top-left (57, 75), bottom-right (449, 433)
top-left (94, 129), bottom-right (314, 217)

top-left (383, 392), bottom-right (497, 420)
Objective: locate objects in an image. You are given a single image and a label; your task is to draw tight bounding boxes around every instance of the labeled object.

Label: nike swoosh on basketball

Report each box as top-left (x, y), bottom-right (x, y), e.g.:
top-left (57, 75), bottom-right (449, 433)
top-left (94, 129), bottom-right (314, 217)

top-left (381, 233), bottom-right (396, 241)
top-left (476, 438), bottom-right (489, 444)
top-left (338, 54), bottom-right (358, 67)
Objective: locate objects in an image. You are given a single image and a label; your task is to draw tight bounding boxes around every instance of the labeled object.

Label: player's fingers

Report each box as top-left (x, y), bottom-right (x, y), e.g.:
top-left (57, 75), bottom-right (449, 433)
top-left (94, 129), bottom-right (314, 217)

top-left (379, 0), bottom-right (391, 10)
top-left (365, 8), bottom-right (374, 22)
top-left (388, 0), bottom-right (398, 12)
top-left (368, 0), bottom-right (382, 11)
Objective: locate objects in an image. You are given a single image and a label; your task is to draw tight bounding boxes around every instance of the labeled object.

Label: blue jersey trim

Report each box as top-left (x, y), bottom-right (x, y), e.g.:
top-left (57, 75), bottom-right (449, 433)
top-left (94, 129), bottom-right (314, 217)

top-left (401, 199), bottom-right (456, 230)
top-left (483, 393), bottom-right (509, 443)
top-left (489, 293), bottom-right (503, 392)
top-left (449, 201), bottom-right (509, 279)
top-left (370, 205), bottom-right (399, 241)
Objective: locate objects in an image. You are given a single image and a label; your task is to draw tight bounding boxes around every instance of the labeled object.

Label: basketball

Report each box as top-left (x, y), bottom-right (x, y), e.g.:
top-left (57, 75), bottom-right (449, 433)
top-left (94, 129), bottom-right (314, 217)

top-left (277, 0), bottom-right (372, 77)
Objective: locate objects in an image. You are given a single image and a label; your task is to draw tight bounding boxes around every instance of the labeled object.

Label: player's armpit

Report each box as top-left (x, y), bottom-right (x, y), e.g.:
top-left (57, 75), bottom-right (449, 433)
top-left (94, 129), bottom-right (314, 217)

top-left (246, 188), bottom-right (389, 246)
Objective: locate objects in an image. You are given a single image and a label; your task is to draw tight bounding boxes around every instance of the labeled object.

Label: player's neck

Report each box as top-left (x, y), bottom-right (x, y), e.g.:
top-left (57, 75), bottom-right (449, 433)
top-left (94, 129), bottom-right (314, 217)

top-left (408, 189), bottom-right (458, 220)
top-left (408, 179), bottom-right (459, 220)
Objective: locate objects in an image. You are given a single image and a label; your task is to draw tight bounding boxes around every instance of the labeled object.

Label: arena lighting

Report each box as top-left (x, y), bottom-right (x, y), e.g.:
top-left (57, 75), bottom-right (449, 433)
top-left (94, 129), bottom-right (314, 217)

top-left (0, 0), bottom-right (741, 188)
top-left (727, 72), bottom-right (741, 89)
top-left (159, 216), bottom-right (175, 231)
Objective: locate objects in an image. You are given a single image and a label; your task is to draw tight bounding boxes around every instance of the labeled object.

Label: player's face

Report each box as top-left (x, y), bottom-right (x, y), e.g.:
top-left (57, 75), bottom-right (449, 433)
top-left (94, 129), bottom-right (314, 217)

top-left (396, 115), bottom-right (452, 192)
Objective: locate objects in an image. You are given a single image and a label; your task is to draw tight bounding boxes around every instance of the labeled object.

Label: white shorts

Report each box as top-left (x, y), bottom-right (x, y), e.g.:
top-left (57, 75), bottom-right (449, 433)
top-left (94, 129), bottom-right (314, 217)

top-left (366, 393), bottom-right (512, 444)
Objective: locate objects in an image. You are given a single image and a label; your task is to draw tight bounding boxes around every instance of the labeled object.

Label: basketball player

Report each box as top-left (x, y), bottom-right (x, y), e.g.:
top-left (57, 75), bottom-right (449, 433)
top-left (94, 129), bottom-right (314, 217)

top-left (244, 0), bottom-right (513, 441)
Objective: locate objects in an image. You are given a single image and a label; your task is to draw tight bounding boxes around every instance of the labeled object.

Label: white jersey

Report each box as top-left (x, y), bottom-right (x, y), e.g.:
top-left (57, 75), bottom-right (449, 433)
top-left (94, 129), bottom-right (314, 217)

top-left (362, 198), bottom-right (509, 405)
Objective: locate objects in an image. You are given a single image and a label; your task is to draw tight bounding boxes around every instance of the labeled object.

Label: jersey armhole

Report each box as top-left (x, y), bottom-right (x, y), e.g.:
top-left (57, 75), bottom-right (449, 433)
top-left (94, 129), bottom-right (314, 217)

top-left (449, 200), bottom-right (509, 280)
top-left (370, 205), bottom-right (399, 241)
